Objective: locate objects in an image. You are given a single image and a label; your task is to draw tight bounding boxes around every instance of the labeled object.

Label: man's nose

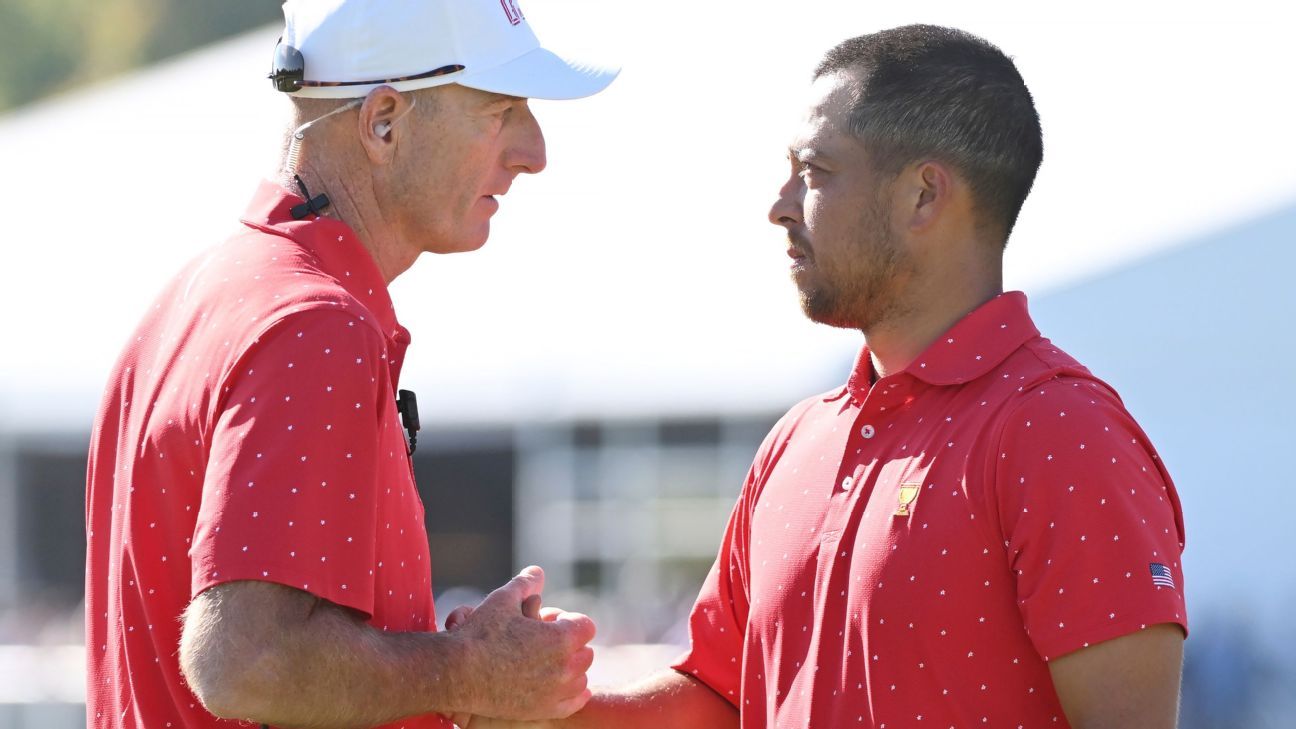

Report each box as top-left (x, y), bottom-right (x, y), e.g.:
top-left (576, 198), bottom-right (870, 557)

top-left (768, 175), bottom-right (803, 227)
top-left (509, 106), bottom-right (547, 175)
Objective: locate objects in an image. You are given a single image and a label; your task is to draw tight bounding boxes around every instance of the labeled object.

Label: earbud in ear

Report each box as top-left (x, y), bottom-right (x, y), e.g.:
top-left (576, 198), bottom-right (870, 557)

top-left (373, 98), bottom-right (416, 139)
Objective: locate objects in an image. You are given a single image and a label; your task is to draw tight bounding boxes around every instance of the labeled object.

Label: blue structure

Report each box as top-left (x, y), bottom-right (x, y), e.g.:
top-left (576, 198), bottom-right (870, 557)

top-left (1031, 203), bottom-right (1296, 725)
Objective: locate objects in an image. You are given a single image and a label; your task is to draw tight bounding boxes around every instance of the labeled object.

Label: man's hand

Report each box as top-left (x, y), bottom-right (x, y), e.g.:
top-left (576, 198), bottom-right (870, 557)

top-left (453, 567), bottom-right (597, 721)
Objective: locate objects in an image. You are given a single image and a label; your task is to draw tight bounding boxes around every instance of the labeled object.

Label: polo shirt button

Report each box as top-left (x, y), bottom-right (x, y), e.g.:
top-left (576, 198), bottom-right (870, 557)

top-left (861, 424), bottom-right (876, 439)
top-left (842, 475), bottom-right (854, 491)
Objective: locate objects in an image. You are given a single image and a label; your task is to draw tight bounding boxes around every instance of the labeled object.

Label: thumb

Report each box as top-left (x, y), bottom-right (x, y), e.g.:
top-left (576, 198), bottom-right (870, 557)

top-left (517, 565), bottom-right (545, 595)
top-left (484, 565), bottom-right (546, 609)
top-left (505, 565), bottom-right (545, 601)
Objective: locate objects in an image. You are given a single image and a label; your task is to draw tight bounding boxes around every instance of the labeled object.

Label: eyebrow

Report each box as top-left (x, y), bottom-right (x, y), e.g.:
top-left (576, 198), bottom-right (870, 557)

top-left (485, 93), bottom-right (526, 105)
top-left (790, 146), bottom-right (831, 164)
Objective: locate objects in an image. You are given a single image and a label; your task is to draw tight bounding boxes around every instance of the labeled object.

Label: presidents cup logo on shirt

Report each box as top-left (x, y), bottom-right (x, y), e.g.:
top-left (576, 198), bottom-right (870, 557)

top-left (894, 482), bottom-right (921, 517)
top-left (500, 0), bottom-right (525, 25)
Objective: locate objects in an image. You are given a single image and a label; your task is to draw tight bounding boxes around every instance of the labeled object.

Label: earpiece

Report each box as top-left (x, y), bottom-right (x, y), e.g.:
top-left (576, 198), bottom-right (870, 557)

top-left (374, 97), bottom-right (415, 140)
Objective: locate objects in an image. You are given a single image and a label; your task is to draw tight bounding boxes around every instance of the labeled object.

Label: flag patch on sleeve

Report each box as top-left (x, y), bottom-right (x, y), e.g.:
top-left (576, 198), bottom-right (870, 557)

top-left (1149, 562), bottom-right (1176, 589)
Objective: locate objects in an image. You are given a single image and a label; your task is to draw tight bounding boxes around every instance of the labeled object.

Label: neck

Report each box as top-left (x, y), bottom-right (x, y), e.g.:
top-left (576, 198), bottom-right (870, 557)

top-left (277, 160), bottom-right (419, 285)
top-left (865, 261), bottom-right (1003, 380)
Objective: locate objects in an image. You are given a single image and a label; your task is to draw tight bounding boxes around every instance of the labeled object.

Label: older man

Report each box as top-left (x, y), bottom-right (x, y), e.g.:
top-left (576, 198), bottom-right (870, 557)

top-left (84, 1), bottom-right (616, 727)
top-left (466, 24), bottom-right (1186, 729)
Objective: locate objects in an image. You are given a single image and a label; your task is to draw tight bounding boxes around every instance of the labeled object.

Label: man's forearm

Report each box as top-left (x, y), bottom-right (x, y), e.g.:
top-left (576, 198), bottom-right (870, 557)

top-left (529, 670), bottom-right (738, 729)
top-left (184, 582), bottom-right (478, 728)
top-left (254, 601), bottom-right (476, 727)
top-left (185, 571), bottom-right (594, 728)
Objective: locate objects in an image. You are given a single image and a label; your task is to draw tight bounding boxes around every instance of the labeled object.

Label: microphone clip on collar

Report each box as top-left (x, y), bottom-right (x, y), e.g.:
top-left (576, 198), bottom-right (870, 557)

top-left (291, 175), bottom-right (331, 220)
top-left (397, 389), bottom-right (420, 455)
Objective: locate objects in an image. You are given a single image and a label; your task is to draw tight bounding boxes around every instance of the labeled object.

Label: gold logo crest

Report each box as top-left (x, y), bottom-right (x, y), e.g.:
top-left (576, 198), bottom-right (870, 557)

top-left (894, 483), bottom-right (921, 517)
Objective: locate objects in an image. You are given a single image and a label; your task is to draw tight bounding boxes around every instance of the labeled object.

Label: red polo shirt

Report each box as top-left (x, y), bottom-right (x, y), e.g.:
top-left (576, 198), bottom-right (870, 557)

top-left (85, 181), bottom-right (450, 729)
top-left (674, 292), bottom-right (1187, 728)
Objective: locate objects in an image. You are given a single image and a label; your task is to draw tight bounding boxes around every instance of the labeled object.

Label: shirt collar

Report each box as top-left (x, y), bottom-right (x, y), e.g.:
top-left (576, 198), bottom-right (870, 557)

top-left (239, 180), bottom-right (404, 341)
top-left (839, 291), bottom-right (1040, 401)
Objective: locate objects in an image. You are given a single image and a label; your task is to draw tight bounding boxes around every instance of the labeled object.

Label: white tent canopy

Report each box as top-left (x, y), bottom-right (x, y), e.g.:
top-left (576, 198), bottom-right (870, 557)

top-left (2, 1), bottom-right (1294, 431)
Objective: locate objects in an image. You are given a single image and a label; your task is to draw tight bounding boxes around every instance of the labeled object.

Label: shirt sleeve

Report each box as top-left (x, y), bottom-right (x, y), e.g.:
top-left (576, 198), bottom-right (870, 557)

top-left (991, 377), bottom-right (1187, 661)
top-left (190, 309), bottom-right (393, 617)
top-left (672, 467), bottom-right (758, 707)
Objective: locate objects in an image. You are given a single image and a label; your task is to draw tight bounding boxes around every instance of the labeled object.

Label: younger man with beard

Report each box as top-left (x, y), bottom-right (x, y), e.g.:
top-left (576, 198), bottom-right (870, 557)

top-left (463, 24), bottom-right (1186, 729)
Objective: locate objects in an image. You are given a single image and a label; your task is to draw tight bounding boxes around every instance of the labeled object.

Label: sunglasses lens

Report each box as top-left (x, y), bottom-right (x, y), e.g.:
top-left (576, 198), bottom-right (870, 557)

top-left (270, 40), bottom-right (305, 92)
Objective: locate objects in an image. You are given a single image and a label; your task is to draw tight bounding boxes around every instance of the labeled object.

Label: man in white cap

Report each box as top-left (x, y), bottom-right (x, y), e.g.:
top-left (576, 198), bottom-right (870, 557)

top-left (84, 1), bottom-right (617, 728)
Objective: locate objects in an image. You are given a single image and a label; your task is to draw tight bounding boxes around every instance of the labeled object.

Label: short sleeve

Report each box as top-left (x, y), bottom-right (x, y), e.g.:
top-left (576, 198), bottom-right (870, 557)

top-left (992, 378), bottom-right (1187, 660)
top-left (672, 472), bottom-right (754, 706)
top-left (190, 309), bottom-right (391, 616)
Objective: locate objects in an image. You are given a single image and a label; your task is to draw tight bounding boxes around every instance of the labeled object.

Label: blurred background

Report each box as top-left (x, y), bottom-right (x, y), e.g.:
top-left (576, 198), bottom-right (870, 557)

top-left (1, 0), bottom-right (1294, 726)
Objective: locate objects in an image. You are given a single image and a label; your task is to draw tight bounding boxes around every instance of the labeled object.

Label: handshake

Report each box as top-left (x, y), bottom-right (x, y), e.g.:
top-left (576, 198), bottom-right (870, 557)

top-left (439, 566), bottom-right (597, 729)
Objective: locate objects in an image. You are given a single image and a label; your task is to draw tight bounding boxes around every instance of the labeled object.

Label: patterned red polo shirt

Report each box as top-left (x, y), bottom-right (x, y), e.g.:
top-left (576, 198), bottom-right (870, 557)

top-left (674, 292), bottom-right (1187, 728)
top-left (85, 181), bottom-right (451, 729)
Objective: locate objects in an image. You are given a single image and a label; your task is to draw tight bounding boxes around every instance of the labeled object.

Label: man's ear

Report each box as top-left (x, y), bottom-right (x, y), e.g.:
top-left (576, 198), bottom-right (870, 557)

top-left (907, 160), bottom-right (954, 232)
top-left (357, 85), bottom-right (410, 164)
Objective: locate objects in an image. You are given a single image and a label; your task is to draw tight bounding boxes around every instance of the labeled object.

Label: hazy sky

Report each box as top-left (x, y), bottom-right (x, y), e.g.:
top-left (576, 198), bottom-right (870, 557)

top-left (2, 1), bottom-right (1293, 426)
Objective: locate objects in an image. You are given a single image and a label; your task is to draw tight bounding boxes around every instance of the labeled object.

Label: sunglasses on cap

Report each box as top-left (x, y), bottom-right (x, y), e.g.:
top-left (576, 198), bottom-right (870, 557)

top-left (269, 39), bottom-right (466, 93)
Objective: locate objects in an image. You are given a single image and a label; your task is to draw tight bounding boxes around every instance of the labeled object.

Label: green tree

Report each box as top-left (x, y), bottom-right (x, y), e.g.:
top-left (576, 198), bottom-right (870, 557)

top-left (0, 0), bottom-right (279, 112)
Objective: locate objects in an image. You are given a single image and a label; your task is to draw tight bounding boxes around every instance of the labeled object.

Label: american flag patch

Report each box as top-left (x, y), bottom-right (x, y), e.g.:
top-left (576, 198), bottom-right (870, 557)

top-left (1149, 563), bottom-right (1176, 589)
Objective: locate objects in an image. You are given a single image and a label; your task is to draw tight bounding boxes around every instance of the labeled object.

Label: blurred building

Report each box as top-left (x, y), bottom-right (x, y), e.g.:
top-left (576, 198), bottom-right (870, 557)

top-left (3, 204), bottom-right (1295, 725)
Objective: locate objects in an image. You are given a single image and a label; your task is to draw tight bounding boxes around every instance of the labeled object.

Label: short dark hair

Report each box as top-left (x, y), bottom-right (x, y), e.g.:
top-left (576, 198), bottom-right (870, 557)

top-left (815, 24), bottom-right (1043, 242)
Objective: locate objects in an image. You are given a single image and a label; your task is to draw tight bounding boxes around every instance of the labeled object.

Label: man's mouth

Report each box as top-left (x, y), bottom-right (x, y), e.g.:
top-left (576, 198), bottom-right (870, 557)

top-left (787, 236), bottom-right (812, 266)
top-left (485, 179), bottom-right (514, 199)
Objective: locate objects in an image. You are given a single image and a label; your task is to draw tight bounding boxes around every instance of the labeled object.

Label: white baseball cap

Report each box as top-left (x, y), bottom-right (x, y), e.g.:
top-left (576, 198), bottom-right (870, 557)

top-left (273, 0), bottom-right (618, 100)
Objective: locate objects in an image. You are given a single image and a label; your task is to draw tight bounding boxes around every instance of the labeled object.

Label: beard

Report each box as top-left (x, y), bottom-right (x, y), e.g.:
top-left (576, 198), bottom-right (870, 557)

top-left (794, 199), bottom-right (911, 332)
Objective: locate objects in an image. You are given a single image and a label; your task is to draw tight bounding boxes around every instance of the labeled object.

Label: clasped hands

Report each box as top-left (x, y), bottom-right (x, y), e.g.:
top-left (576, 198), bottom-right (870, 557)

top-left (440, 566), bottom-right (595, 729)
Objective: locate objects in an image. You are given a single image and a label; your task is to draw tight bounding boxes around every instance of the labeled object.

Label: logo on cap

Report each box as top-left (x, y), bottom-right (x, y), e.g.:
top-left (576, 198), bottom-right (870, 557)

top-left (500, 0), bottom-right (525, 25)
